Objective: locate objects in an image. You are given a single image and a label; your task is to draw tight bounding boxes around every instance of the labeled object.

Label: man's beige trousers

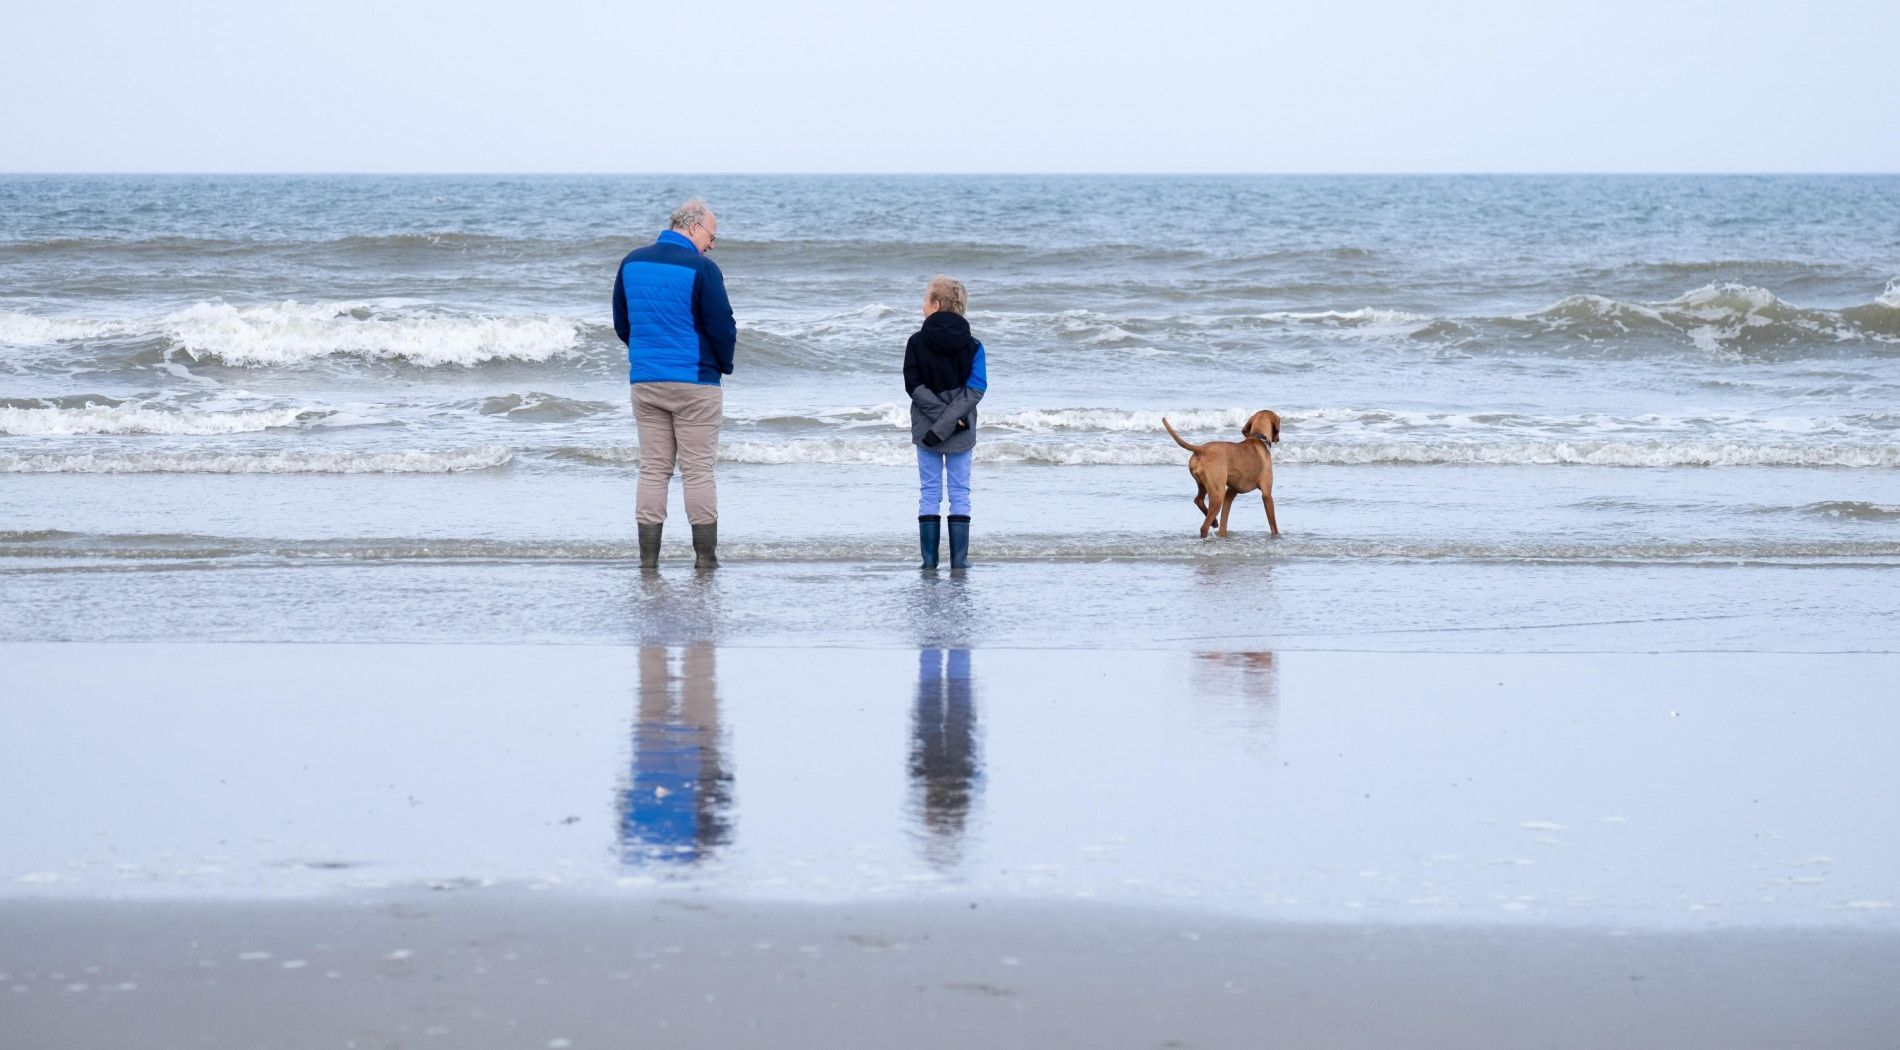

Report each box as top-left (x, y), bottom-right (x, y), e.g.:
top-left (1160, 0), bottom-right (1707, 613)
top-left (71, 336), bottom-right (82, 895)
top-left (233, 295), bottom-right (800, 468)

top-left (631, 382), bottom-right (722, 526)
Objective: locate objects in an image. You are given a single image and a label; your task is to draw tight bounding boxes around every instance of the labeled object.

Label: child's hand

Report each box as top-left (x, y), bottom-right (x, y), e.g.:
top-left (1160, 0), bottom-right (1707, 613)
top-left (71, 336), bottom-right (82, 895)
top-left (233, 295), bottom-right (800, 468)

top-left (955, 419), bottom-right (969, 431)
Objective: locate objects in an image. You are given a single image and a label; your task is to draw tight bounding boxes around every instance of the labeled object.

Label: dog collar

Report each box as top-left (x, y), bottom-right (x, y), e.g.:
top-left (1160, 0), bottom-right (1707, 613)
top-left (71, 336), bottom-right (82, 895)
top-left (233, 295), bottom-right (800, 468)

top-left (1253, 434), bottom-right (1272, 448)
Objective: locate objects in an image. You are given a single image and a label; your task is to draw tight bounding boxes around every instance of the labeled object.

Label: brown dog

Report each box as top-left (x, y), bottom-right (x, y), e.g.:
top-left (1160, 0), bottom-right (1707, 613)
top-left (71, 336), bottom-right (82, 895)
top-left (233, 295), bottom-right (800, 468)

top-left (1162, 410), bottom-right (1281, 538)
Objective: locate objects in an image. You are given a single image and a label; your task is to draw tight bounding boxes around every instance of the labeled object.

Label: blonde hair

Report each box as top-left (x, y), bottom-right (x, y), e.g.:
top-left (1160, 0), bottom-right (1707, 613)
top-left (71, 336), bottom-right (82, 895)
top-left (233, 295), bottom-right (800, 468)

top-left (926, 275), bottom-right (967, 316)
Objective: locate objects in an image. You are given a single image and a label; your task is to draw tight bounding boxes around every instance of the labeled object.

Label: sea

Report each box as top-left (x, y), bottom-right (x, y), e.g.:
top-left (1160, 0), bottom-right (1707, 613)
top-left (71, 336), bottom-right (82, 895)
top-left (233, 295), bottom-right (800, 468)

top-left (7, 176), bottom-right (1900, 917)
top-left (2, 174), bottom-right (1898, 650)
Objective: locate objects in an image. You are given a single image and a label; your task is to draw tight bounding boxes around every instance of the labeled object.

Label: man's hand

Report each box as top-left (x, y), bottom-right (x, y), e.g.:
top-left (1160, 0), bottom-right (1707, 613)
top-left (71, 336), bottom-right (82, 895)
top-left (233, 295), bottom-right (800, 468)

top-left (922, 431), bottom-right (943, 448)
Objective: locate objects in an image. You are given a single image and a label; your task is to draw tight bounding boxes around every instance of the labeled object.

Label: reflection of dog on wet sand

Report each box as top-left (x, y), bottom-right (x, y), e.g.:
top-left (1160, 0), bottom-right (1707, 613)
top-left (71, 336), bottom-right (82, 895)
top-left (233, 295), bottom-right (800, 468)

top-left (1162, 410), bottom-right (1281, 538)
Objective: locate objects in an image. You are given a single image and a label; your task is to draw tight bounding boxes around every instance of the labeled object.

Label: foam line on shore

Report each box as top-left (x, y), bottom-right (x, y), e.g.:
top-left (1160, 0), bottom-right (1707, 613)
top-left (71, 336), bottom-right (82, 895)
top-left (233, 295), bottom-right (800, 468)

top-left (5, 530), bottom-right (1895, 566)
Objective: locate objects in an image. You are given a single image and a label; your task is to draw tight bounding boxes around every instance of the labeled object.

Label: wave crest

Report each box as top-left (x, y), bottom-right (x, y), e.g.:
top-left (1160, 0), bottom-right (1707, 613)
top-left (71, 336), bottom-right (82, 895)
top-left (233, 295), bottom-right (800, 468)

top-left (472, 392), bottom-right (612, 420)
top-left (0, 401), bottom-right (317, 436)
top-left (0, 447), bottom-right (513, 474)
top-left (0, 312), bottom-right (129, 346)
top-left (1520, 283), bottom-right (1899, 352)
top-left (1799, 500), bottom-right (1900, 520)
top-left (162, 301), bottom-right (586, 367)
top-left (0, 301), bottom-right (590, 367)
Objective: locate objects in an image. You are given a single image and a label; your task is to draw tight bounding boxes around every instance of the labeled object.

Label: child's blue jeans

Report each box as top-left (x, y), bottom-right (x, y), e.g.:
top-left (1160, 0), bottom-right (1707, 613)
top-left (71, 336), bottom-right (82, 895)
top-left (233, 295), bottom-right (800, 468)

top-left (916, 447), bottom-right (973, 517)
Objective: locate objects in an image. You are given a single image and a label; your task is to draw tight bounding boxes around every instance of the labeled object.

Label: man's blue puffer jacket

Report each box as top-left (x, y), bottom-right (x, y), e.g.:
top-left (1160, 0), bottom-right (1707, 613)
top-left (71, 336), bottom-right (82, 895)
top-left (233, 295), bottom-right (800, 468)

top-left (612, 229), bottom-right (737, 384)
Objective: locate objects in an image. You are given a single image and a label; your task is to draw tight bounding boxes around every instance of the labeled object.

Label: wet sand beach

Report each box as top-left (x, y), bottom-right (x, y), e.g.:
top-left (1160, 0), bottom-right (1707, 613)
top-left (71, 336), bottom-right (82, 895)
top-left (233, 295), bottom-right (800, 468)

top-left (5, 641), bottom-right (1898, 1047)
top-left (8, 894), bottom-right (1899, 1050)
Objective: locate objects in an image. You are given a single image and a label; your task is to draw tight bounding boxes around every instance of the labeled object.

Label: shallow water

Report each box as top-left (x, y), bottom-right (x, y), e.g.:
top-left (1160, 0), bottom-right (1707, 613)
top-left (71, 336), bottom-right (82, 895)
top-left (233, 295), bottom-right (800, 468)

top-left (2, 175), bottom-right (1897, 603)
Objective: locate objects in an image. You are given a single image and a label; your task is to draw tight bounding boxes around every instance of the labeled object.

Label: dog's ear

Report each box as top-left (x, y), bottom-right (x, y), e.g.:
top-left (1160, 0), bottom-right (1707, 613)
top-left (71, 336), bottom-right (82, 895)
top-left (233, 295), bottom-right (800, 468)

top-left (1268, 410), bottom-right (1281, 444)
top-left (1240, 416), bottom-right (1254, 439)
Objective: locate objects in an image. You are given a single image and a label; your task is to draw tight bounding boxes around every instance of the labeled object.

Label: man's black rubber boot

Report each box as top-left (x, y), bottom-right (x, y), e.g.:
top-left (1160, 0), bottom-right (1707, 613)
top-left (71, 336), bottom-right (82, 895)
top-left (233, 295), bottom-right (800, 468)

top-left (947, 514), bottom-right (971, 570)
top-left (638, 523), bottom-right (663, 569)
top-left (918, 515), bottom-right (942, 569)
top-left (691, 521), bottom-right (718, 569)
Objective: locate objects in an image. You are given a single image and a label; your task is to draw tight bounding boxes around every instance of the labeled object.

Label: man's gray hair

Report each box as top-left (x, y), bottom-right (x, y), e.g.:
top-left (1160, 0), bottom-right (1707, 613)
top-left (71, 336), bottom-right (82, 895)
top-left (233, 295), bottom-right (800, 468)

top-left (668, 197), bottom-right (712, 232)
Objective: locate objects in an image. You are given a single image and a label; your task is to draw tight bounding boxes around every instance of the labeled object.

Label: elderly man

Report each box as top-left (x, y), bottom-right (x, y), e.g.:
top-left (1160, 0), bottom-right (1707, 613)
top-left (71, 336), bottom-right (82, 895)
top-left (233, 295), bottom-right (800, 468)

top-left (612, 198), bottom-right (738, 569)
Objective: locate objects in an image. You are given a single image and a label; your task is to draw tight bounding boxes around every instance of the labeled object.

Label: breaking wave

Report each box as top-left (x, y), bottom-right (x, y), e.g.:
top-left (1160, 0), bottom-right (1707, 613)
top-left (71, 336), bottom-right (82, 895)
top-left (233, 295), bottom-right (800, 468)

top-left (734, 282), bottom-right (1900, 364)
top-left (468, 392), bottom-right (613, 420)
top-left (0, 301), bottom-right (590, 367)
top-left (0, 312), bottom-right (132, 346)
top-left (0, 447), bottom-right (513, 474)
top-left (160, 301), bottom-right (587, 367)
top-left (1798, 501), bottom-right (1900, 521)
top-left (1511, 282), bottom-right (1900, 353)
top-left (0, 401), bottom-right (319, 436)
top-left (6, 281), bottom-right (1897, 381)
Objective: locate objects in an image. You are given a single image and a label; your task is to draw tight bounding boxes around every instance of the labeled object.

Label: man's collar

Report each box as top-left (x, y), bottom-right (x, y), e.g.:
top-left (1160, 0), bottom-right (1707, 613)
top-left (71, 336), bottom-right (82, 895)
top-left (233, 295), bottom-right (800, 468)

top-left (657, 229), bottom-right (698, 253)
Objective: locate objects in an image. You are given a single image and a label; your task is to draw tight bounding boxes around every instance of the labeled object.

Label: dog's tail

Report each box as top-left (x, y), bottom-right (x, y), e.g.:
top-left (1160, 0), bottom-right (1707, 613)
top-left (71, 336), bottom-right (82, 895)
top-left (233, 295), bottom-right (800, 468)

top-left (1161, 417), bottom-right (1204, 453)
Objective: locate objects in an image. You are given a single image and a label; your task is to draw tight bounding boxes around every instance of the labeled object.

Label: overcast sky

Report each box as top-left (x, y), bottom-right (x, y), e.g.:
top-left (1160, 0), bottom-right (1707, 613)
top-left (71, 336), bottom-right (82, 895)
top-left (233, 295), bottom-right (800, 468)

top-left (3, 0), bottom-right (1894, 173)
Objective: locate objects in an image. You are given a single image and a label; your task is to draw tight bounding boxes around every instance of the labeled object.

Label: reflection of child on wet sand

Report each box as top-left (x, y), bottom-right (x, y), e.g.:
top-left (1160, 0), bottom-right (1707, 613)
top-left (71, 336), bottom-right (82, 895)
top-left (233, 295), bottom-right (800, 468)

top-left (911, 648), bottom-right (979, 869)
top-left (905, 275), bottom-right (989, 570)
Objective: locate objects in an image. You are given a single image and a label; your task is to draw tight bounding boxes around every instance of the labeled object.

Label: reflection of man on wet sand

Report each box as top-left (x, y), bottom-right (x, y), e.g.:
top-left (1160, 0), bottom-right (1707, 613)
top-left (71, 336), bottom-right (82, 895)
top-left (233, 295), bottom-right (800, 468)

top-left (910, 648), bottom-right (981, 868)
top-left (619, 646), bottom-right (732, 864)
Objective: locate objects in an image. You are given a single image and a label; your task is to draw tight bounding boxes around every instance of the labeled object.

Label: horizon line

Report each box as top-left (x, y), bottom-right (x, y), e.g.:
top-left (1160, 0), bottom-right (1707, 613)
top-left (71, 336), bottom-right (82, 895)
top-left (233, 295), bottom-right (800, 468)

top-left (3, 170), bottom-right (1898, 179)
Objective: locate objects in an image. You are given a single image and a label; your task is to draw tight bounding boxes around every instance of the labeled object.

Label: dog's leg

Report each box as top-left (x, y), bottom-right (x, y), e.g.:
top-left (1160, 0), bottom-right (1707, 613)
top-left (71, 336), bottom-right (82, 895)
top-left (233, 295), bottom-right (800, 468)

top-left (1217, 488), bottom-right (1238, 537)
top-left (1191, 465), bottom-right (1217, 538)
top-left (1197, 479), bottom-right (1218, 539)
top-left (1263, 487), bottom-right (1279, 536)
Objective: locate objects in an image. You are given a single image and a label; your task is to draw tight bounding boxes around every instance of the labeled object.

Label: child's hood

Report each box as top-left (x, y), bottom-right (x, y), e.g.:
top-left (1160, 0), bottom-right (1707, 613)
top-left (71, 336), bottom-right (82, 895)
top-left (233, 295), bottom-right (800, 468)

top-left (918, 311), bottom-right (976, 356)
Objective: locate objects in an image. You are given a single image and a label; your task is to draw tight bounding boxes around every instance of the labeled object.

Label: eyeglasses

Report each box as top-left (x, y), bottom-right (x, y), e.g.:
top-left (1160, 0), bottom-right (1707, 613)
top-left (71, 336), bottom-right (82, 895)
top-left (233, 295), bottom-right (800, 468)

top-left (693, 222), bottom-right (717, 249)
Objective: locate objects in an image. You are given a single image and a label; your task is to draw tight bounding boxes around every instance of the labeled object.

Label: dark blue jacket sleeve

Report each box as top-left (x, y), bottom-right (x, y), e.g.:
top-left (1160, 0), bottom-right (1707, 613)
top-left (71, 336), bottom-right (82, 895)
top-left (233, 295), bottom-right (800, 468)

top-left (612, 263), bottom-right (630, 345)
top-left (695, 262), bottom-right (738, 374)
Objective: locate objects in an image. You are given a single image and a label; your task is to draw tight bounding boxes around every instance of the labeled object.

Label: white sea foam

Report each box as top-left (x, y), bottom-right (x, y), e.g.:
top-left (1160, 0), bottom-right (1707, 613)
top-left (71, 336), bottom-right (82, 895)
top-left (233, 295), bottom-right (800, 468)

top-left (0, 447), bottom-right (513, 474)
top-left (0, 403), bottom-right (312, 436)
top-left (740, 406), bottom-right (1262, 434)
top-left (1, 301), bottom-right (589, 366)
top-left (1256, 307), bottom-right (1438, 335)
top-left (161, 302), bottom-right (585, 367)
top-left (734, 404), bottom-right (1894, 443)
top-left (8, 530), bottom-right (1894, 566)
top-left (552, 437), bottom-right (1900, 469)
top-left (1276, 441), bottom-right (1900, 468)
top-left (1672, 286), bottom-right (1787, 353)
top-left (0, 312), bottom-right (130, 346)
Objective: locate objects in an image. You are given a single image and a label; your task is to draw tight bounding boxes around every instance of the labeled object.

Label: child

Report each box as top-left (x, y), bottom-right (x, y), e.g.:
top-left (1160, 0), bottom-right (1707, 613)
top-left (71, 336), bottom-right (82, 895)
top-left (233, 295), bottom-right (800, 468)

top-left (904, 275), bottom-right (988, 570)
